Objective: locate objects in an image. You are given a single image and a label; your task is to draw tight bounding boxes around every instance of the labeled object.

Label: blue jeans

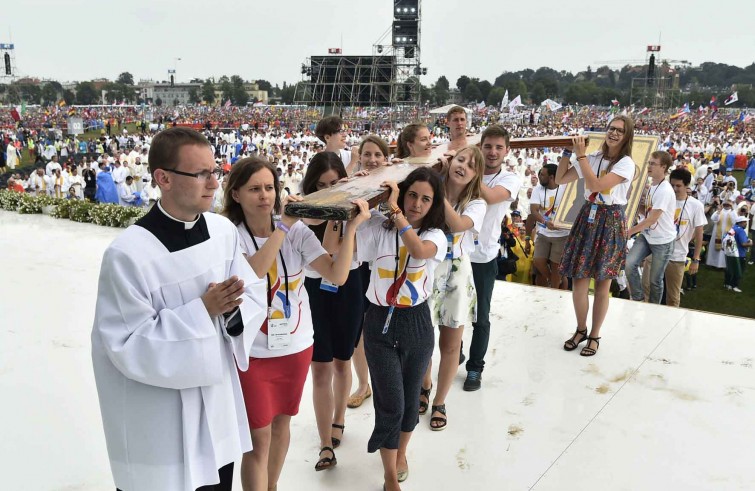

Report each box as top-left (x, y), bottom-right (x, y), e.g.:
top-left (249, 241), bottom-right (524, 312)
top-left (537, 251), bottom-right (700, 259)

top-left (626, 235), bottom-right (674, 304)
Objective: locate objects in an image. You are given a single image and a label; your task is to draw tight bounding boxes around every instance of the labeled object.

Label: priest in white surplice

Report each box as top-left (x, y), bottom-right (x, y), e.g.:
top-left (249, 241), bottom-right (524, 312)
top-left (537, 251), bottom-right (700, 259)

top-left (92, 127), bottom-right (267, 491)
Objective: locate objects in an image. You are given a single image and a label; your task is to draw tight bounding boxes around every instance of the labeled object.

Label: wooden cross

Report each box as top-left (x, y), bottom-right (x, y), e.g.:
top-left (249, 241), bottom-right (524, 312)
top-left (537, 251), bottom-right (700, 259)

top-left (285, 135), bottom-right (586, 220)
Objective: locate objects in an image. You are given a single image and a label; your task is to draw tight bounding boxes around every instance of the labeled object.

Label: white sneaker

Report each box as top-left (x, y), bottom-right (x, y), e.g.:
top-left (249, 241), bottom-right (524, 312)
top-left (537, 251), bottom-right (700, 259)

top-left (733, 287), bottom-right (743, 293)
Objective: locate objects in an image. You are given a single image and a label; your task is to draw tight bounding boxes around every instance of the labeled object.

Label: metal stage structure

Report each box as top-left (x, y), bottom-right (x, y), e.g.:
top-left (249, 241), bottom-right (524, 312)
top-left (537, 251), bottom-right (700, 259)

top-left (628, 45), bottom-right (684, 110)
top-left (1, 43), bottom-right (18, 83)
top-left (295, 0), bottom-right (425, 122)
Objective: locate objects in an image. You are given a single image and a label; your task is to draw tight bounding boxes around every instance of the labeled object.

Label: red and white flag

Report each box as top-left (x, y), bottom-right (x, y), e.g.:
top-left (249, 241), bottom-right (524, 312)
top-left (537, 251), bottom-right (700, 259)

top-left (724, 91), bottom-right (738, 105)
top-left (10, 107), bottom-right (21, 122)
top-left (224, 99), bottom-right (232, 108)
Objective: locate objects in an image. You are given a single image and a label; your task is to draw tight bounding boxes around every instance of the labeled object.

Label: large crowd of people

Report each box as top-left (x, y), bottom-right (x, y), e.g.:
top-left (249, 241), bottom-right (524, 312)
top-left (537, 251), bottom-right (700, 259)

top-left (2, 105), bottom-right (754, 491)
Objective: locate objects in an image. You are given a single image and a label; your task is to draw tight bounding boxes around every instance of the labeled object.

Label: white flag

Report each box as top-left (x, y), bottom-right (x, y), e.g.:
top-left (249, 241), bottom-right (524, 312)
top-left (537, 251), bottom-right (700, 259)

top-left (724, 91), bottom-right (738, 105)
top-left (508, 95), bottom-right (522, 111)
top-left (500, 90), bottom-right (509, 111)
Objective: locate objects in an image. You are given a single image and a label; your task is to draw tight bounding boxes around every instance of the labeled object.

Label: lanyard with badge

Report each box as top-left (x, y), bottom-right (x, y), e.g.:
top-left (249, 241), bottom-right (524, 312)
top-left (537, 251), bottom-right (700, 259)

top-left (383, 230), bottom-right (402, 335)
top-left (587, 157), bottom-right (605, 224)
top-left (674, 197), bottom-right (689, 241)
top-left (244, 221), bottom-right (291, 350)
top-left (538, 185), bottom-right (561, 228)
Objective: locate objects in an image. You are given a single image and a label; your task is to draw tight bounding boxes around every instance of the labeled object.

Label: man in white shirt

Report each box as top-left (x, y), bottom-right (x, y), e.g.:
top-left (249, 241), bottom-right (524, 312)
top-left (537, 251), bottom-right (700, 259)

top-left (664, 168), bottom-right (707, 307)
top-left (46, 155), bottom-right (62, 177)
top-left (118, 175), bottom-right (140, 206)
top-left (626, 151), bottom-right (677, 304)
top-left (529, 164), bottom-right (569, 289)
top-left (111, 160), bottom-right (130, 186)
top-left (463, 125), bottom-right (522, 391)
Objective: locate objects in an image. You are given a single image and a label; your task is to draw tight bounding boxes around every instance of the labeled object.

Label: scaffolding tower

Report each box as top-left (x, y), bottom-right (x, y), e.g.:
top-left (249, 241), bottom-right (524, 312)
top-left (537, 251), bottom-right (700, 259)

top-left (295, 1), bottom-right (425, 122)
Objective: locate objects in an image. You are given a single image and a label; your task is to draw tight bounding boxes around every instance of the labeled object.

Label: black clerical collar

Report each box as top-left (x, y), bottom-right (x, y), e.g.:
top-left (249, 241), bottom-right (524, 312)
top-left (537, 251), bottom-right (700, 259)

top-left (135, 201), bottom-right (210, 253)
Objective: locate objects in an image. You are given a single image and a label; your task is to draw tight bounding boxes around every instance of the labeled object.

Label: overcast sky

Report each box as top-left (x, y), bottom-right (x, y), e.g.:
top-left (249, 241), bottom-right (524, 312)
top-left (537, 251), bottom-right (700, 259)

top-left (2, 0), bottom-right (753, 87)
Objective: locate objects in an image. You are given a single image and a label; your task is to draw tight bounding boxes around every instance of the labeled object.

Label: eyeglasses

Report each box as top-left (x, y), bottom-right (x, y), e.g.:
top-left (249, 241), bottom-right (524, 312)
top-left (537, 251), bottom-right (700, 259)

top-left (606, 126), bottom-right (625, 135)
top-left (164, 168), bottom-right (217, 181)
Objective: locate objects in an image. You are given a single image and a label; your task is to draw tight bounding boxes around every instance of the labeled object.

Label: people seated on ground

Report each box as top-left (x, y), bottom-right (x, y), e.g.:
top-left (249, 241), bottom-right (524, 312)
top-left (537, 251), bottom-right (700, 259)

top-left (6, 177), bottom-right (25, 193)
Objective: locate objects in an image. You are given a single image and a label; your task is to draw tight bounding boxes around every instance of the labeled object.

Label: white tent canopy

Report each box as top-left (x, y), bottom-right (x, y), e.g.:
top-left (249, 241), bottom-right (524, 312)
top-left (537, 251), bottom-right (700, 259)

top-left (428, 104), bottom-right (473, 115)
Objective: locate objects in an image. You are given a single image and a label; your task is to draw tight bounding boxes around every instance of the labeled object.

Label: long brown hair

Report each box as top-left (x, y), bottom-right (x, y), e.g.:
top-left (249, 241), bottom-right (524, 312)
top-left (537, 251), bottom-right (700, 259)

top-left (396, 123), bottom-right (427, 159)
top-left (601, 115), bottom-right (635, 168)
top-left (445, 145), bottom-right (484, 213)
top-left (222, 157), bottom-right (281, 225)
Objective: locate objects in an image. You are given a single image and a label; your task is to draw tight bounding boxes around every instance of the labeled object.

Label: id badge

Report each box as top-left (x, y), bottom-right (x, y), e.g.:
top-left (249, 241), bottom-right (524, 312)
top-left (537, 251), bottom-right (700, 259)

top-left (587, 204), bottom-right (598, 224)
top-left (267, 308), bottom-right (291, 350)
top-left (320, 278), bottom-right (339, 293)
top-left (445, 233), bottom-right (454, 260)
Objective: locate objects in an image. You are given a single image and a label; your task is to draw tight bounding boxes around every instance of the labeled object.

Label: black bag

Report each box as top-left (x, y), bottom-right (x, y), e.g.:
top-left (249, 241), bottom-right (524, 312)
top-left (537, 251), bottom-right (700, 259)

top-left (497, 250), bottom-right (519, 276)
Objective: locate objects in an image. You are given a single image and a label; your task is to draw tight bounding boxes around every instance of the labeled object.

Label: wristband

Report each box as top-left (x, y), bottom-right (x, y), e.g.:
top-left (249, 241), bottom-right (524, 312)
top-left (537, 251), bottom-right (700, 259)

top-left (561, 149), bottom-right (572, 158)
top-left (577, 155), bottom-right (587, 160)
top-left (691, 259), bottom-right (700, 263)
top-left (398, 224), bottom-right (412, 236)
top-left (390, 205), bottom-right (401, 215)
top-left (276, 222), bottom-right (291, 234)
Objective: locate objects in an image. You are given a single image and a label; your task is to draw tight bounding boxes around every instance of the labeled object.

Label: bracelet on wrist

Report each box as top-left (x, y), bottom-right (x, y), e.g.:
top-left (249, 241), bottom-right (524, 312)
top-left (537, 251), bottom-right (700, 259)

top-left (577, 155), bottom-right (587, 160)
top-left (692, 259), bottom-right (700, 263)
top-left (561, 149), bottom-right (573, 158)
top-left (276, 222), bottom-right (291, 234)
top-left (398, 224), bottom-right (412, 236)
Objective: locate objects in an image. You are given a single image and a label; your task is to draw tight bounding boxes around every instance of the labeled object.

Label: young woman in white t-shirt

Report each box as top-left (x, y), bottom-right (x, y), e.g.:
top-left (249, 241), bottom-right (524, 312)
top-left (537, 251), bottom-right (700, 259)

top-left (421, 145), bottom-right (486, 431)
top-left (356, 167), bottom-right (447, 490)
top-left (298, 150), bottom-right (373, 471)
top-left (348, 135), bottom-right (392, 410)
top-left (556, 115), bottom-right (636, 357)
top-left (222, 157), bottom-right (369, 490)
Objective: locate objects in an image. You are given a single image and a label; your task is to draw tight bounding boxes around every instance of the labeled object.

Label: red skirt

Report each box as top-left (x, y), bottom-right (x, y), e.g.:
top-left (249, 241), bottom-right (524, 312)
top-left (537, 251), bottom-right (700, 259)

top-left (238, 345), bottom-right (313, 430)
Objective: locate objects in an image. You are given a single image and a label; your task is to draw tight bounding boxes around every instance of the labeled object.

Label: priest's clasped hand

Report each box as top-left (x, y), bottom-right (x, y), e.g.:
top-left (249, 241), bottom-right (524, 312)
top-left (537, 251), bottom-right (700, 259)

top-left (202, 275), bottom-right (245, 317)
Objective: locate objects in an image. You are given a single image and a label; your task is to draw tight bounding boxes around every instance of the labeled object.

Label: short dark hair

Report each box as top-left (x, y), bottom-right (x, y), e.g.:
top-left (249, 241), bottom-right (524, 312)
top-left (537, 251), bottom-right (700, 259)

top-left (315, 116), bottom-right (343, 143)
top-left (669, 168), bottom-right (692, 186)
top-left (541, 163), bottom-right (558, 177)
top-left (384, 167), bottom-right (445, 235)
top-left (222, 157), bottom-right (281, 225)
top-left (481, 124), bottom-right (511, 147)
top-left (148, 127), bottom-right (210, 178)
top-left (300, 152), bottom-right (347, 195)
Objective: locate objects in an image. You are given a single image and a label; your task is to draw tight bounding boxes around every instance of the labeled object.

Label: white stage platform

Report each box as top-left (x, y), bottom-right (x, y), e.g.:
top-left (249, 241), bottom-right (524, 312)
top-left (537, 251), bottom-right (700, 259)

top-left (1, 210), bottom-right (754, 491)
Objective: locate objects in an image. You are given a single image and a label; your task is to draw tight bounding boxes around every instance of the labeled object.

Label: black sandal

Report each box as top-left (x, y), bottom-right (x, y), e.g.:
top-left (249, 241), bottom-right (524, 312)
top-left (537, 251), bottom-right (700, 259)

top-left (419, 385), bottom-right (432, 415)
top-left (580, 337), bottom-right (600, 357)
top-left (564, 328), bottom-right (588, 351)
top-left (331, 423), bottom-right (345, 448)
top-left (430, 404), bottom-right (447, 431)
top-left (315, 446), bottom-right (337, 471)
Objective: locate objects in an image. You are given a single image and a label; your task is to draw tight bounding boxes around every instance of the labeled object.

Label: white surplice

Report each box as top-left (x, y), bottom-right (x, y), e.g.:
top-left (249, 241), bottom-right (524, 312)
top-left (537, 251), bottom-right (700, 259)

top-left (91, 208), bottom-right (266, 491)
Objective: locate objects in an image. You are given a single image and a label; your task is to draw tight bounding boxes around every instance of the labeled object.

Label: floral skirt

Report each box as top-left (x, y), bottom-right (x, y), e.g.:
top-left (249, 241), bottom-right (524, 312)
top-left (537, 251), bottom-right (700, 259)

top-left (559, 202), bottom-right (627, 281)
top-left (431, 255), bottom-right (477, 328)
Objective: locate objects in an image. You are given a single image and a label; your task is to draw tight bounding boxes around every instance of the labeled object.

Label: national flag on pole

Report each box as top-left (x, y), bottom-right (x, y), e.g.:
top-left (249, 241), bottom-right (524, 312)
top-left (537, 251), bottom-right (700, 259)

top-left (611, 99), bottom-right (620, 106)
top-left (58, 99), bottom-right (66, 107)
top-left (476, 101), bottom-right (486, 110)
top-left (500, 90), bottom-right (509, 111)
top-left (68, 107), bottom-right (76, 116)
top-left (732, 111), bottom-right (745, 126)
top-left (724, 91), bottom-right (738, 105)
top-left (638, 107), bottom-right (650, 115)
top-left (669, 103), bottom-right (690, 120)
top-left (224, 99), bottom-right (232, 108)
top-left (10, 107), bottom-right (21, 122)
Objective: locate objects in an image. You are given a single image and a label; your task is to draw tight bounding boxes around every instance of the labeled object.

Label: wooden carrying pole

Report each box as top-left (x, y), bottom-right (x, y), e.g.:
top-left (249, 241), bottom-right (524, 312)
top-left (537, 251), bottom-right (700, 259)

top-left (285, 135), bottom-right (587, 221)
